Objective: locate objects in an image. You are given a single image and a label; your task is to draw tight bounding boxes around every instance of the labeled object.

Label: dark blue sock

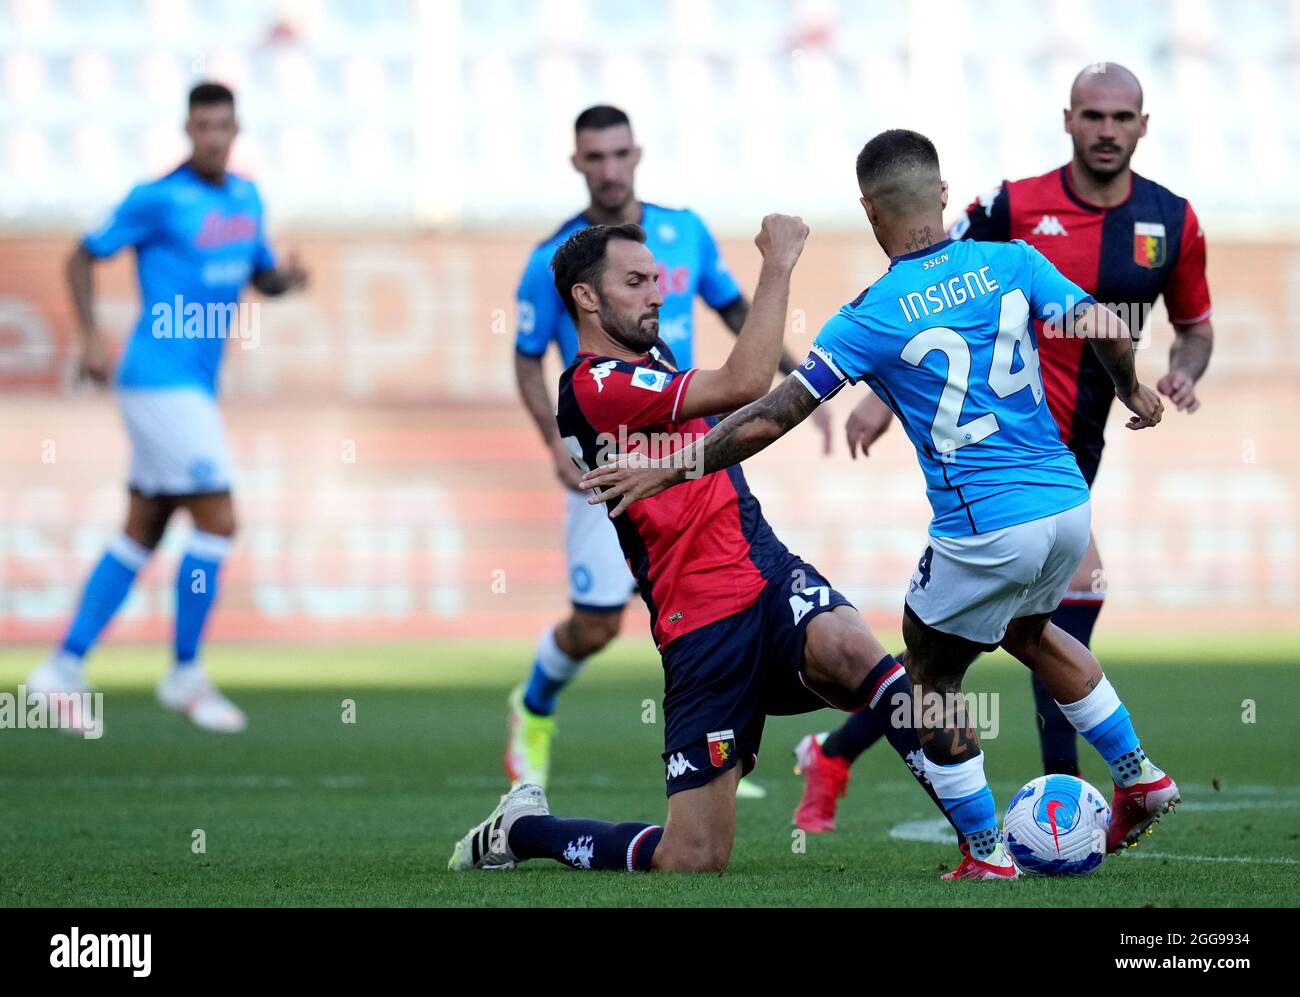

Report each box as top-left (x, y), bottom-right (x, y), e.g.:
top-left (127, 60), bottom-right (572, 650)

top-left (822, 707), bottom-right (883, 762)
top-left (852, 655), bottom-right (965, 844)
top-left (1036, 601), bottom-right (1101, 775)
top-left (523, 662), bottom-right (565, 717)
top-left (509, 815), bottom-right (662, 871)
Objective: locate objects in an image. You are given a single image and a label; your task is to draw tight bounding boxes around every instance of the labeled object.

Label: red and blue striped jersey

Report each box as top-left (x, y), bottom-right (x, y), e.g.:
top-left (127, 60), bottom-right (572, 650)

top-left (949, 165), bottom-right (1211, 483)
top-left (556, 345), bottom-right (790, 649)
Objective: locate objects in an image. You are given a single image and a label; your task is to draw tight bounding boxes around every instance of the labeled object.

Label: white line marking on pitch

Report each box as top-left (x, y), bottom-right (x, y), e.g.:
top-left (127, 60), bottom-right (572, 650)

top-left (1118, 850), bottom-right (1299, 865)
top-left (888, 816), bottom-right (1300, 865)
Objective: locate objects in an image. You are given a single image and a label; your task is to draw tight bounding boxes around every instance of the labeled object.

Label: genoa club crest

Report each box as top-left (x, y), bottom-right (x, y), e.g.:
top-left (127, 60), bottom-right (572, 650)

top-left (707, 729), bottom-right (735, 768)
top-left (1133, 222), bottom-right (1166, 268)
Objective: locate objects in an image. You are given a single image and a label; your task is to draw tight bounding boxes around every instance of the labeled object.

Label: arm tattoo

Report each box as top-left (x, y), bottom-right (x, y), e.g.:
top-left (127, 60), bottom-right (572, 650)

top-left (690, 377), bottom-right (820, 476)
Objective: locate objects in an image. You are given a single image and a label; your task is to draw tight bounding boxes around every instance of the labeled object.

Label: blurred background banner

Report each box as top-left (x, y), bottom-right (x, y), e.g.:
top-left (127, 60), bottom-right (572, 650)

top-left (1, 0), bottom-right (1298, 641)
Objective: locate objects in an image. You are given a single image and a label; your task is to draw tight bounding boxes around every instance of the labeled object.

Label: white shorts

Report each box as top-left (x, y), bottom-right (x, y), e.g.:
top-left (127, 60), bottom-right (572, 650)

top-left (564, 489), bottom-right (636, 610)
top-left (117, 387), bottom-right (234, 496)
top-left (904, 500), bottom-right (1091, 647)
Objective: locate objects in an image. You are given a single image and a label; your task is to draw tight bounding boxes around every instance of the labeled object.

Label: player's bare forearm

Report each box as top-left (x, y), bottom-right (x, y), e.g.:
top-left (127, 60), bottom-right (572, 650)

top-left (66, 245), bottom-right (97, 340)
top-left (1076, 302), bottom-right (1139, 395)
top-left (1157, 320), bottom-right (1212, 413)
top-left (1075, 302), bottom-right (1163, 429)
top-left (1168, 320), bottom-right (1213, 382)
top-left (513, 352), bottom-right (560, 446)
top-left (719, 258), bottom-right (795, 400)
top-left (692, 375), bottom-right (820, 475)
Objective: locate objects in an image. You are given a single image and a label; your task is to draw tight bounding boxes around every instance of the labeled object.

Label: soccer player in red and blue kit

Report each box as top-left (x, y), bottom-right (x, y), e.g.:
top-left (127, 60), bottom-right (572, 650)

top-left (451, 216), bottom-right (948, 874)
top-left (506, 106), bottom-right (830, 795)
top-left (793, 64), bottom-right (1214, 831)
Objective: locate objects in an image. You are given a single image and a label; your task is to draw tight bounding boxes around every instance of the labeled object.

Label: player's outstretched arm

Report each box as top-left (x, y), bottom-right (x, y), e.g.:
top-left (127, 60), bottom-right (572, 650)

top-left (1074, 301), bottom-right (1163, 430)
top-left (580, 374), bottom-right (820, 517)
top-left (672, 214), bottom-right (809, 421)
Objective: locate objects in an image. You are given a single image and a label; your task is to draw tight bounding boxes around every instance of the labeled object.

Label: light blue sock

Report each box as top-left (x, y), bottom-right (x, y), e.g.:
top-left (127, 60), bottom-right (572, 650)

top-left (925, 753), bottom-right (1001, 858)
top-left (60, 534), bottom-right (153, 660)
top-left (1056, 677), bottom-right (1145, 786)
top-left (174, 531), bottom-right (231, 667)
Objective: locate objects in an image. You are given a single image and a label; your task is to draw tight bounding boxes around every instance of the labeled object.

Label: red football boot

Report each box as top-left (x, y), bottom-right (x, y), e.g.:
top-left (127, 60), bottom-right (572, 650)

top-left (792, 733), bottom-right (851, 833)
top-left (941, 841), bottom-right (1020, 880)
top-left (1107, 760), bottom-right (1180, 853)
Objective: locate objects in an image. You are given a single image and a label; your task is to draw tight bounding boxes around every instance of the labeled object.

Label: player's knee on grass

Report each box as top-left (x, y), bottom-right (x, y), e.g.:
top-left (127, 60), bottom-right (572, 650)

top-left (654, 810), bottom-right (735, 871)
top-left (653, 767), bottom-right (738, 872)
top-left (802, 605), bottom-right (887, 694)
top-left (561, 607), bottom-right (623, 659)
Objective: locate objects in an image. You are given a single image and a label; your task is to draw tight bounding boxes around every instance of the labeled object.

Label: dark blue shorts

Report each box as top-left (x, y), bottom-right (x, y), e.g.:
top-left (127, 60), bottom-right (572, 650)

top-left (659, 556), bottom-right (853, 796)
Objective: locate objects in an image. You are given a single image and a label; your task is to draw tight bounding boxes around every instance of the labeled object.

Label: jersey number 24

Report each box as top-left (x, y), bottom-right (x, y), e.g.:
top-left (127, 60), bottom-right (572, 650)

top-left (900, 288), bottom-right (1042, 455)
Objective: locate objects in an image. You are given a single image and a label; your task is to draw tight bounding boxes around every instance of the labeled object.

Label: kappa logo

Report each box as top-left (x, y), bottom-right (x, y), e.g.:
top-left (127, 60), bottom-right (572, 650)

top-left (631, 368), bottom-right (669, 393)
top-left (1032, 215), bottom-right (1069, 236)
top-left (665, 752), bottom-right (699, 780)
top-left (589, 360), bottom-right (618, 392)
top-left (905, 748), bottom-right (927, 782)
top-left (562, 835), bottom-right (595, 869)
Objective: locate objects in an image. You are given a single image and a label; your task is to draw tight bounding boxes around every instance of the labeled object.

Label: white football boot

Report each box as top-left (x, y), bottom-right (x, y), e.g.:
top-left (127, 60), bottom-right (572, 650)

top-left (156, 663), bottom-right (247, 733)
top-left (26, 652), bottom-right (97, 735)
top-left (448, 783), bottom-right (551, 871)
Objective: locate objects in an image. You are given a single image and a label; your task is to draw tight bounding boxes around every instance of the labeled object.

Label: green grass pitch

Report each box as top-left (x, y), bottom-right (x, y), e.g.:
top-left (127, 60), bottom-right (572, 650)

top-left (1, 635), bottom-right (1296, 907)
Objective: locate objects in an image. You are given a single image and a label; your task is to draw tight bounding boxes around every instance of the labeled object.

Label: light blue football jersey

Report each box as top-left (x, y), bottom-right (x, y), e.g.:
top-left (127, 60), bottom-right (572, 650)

top-left (797, 238), bottom-right (1094, 538)
top-left (82, 163), bottom-right (276, 395)
top-left (514, 202), bottom-right (741, 370)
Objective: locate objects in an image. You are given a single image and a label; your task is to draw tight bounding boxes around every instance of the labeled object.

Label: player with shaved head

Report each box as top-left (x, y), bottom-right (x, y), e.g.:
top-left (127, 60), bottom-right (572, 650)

top-left (795, 65), bottom-right (1213, 833)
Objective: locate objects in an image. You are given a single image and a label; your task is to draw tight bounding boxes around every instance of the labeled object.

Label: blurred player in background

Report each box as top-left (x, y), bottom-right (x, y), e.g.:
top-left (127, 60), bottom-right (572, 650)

top-left (584, 130), bottom-right (1181, 879)
top-left (507, 105), bottom-right (831, 793)
top-left (794, 63), bottom-right (1213, 831)
top-left (453, 215), bottom-right (950, 875)
top-left (26, 82), bottom-right (307, 732)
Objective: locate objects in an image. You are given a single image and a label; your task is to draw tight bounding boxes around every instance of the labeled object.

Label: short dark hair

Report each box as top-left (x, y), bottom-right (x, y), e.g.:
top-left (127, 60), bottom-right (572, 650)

top-left (574, 105), bottom-right (630, 135)
top-left (550, 223), bottom-right (646, 323)
top-left (189, 81), bottom-right (235, 110)
top-left (855, 128), bottom-right (939, 190)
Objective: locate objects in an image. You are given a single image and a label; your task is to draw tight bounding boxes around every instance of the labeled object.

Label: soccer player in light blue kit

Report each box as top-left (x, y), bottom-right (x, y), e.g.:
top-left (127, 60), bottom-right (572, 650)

top-left (27, 82), bottom-right (306, 732)
top-left (583, 130), bottom-right (1181, 879)
top-left (505, 105), bottom-right (830, 791)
